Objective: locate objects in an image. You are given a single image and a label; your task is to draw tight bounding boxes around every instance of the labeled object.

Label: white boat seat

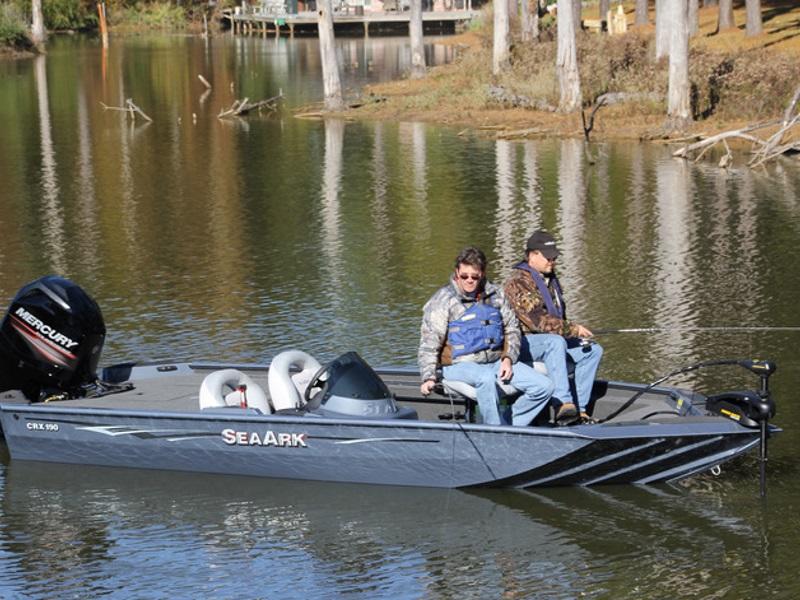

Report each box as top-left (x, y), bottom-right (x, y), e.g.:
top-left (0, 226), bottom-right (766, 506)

top-left (268, 349), bottom-right (323, 411)
top-left (442, 378), bottom-right (521, 400)
top-left (199, 369), bottom-right (272, 414)
top-left (440, 361), bottom-right (548, 423)
top-left (441, 361), bottom-right (548, 399)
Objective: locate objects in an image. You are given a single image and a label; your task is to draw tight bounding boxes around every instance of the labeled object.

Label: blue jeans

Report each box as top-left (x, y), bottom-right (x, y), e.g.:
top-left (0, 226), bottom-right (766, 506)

top-left (443, 360), bottom-right (554, 426)
top-left (520, 334), bottom-right (604, 412)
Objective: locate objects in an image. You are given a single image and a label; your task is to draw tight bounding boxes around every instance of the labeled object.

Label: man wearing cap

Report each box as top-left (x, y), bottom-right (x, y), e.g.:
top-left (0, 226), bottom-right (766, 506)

top-left (503, 231), bottom-right (604, 422)
top-left (418, 246), bottom-right (555, 427)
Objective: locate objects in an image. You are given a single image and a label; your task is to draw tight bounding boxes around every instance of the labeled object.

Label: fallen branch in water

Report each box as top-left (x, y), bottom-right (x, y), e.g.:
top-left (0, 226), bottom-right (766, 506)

top-left (496, 127), bottom-right (547, 139)
top-left (100, 98), bottom-right (153, 122)
top-left (674, 85), bottom-right (800, 167)
top-left (749, 113), bottom-right (800, 168)
top-left (672, 120), bottom-right (777, 164)
top-left (218, 91), bottom-right (283, 118)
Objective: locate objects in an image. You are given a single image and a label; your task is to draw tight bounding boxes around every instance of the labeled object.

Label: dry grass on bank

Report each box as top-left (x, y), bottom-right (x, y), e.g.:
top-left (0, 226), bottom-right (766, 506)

top-left (348, 1), bottom-right (800, 140)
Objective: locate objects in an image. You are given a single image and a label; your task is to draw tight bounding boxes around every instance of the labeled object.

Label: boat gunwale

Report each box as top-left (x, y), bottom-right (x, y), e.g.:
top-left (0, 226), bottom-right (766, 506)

top-left (0, 401), bottom-right (766, 441)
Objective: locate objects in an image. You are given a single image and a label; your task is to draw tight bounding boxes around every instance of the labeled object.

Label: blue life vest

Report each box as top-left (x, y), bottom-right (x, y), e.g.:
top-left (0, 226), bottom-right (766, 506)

top-left (447, 300), bottom-right (504, 358)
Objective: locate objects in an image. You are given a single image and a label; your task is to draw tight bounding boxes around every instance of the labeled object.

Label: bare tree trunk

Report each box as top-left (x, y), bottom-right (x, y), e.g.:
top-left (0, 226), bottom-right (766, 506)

top-left (557, 0), bottom-right (582, 112)
top-left (508, 0), bottom-right (518, 20)
top-left (667, 0), bottom-right (692, 130)
top-left (317, 0), bottom-right (344, 111)
top-left (689, 0), bottom-right (699, 36)
top-left (635, 0), bottom-right (648, 26)
top-left (531, 0), bottom-right (541, 39)
top-left (655, 0), bottom-right (669, 59)
top-left (493, 0), bottom-right (511, 75)
top-left (704, 0), bottom-right (717, 6)
top-left (31, 0), bottom-right (46, 45)
top-left (599, 0), bottom-right (609, 28)
top-left (717, 0), bottom-right (735, 31)
top-left (745, 0), bottom-right (763, 36)
top-left (520, 0), bottom-right (533, 42)
top-left (409, 0), bottom-right (425, 78)
top-left (573, 0), bottom-right (582, 29)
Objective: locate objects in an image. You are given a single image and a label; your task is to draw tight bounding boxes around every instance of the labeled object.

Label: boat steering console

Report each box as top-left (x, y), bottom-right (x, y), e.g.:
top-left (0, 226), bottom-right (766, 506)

top-left (302, 351), bottom-right (417, 420)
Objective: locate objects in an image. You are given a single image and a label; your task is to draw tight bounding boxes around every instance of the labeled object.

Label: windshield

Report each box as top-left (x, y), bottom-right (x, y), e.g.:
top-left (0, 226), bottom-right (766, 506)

top-left (320, 352), bottom-right (393, 403)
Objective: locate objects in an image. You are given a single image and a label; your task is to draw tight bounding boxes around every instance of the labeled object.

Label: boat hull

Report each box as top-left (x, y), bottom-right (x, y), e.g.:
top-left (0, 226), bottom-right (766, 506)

top-left (0, 403), bottom-right (761, 488)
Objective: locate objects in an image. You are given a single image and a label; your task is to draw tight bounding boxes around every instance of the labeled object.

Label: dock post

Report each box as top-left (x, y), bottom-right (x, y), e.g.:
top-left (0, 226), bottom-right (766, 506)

top-left (364, 21), bottom-right (369, 37)
top-left (289, 23), bottom-right (295, 37)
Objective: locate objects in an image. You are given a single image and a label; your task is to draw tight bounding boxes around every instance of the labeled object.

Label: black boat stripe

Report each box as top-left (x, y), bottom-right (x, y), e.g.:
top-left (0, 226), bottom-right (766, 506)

top-left (528, 437), bottom-right (713, 486)
top-left (474, 437), bottom-right (660, 488)
top-left (523, 438), bottom-right (666, 486)
top-left (475, 435), bottom-right (730, 488)
top-left (516, 435), bottom-right (748, 487)
top-left (580, 436), bottom-right (724, 485)
top-left (621, 436), bottom-right (758, 484)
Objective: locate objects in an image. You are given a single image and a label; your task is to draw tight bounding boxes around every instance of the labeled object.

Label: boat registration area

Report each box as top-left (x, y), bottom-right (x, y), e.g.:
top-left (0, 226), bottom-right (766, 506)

top-left (224, 0), bottom-right (480, 36)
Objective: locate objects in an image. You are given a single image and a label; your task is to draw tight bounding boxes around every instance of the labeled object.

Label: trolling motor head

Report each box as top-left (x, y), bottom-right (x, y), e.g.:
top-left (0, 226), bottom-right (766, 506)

top-left (738, 359), bottom-right (777, 378)
top-left (705, 359), bottom-right (777, 427)
top-left (0, 275), bottom-right (106, 401)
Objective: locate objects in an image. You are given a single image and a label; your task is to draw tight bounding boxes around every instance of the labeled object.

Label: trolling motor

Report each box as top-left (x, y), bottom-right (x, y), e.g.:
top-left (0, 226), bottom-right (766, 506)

top-left (705, 359), bottom-right (776, 498)
top-left (600, 358), bottom-right (777, 497)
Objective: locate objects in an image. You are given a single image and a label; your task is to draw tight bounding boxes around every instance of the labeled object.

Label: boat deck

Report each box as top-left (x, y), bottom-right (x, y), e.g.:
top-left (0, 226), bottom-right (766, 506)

top-left (1, 362), bottom-right (708, 426)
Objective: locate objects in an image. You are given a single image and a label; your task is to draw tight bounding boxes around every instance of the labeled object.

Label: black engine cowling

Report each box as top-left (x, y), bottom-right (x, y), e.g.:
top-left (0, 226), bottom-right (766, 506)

top-left (0, 276), bottom-right (106, 400)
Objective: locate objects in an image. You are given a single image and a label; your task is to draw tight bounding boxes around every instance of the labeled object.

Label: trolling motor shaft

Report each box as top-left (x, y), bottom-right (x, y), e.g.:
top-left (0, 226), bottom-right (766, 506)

top-left (753, 360), bottom-right (777, 498)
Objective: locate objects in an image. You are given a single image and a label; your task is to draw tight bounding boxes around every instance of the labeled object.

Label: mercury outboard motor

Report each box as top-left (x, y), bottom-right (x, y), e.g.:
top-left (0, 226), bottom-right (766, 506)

top-left (0, 276), bottom-right (106, 401)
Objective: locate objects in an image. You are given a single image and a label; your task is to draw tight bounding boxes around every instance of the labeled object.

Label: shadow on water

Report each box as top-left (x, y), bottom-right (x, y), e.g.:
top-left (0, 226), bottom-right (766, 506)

top-left (0, 456), bottom-right (787, 599)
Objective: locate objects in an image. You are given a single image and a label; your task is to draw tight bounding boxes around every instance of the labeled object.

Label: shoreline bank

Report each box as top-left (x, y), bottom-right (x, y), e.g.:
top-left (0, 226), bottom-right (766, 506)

top-left (345, 4), bottom-right (800, 144)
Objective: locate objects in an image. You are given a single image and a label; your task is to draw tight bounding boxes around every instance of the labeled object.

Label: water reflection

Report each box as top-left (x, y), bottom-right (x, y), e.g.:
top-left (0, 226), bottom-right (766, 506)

top-left (556, 139), bottom-right (587, 309)
top-left (320, 117), bottom-right (345, 300)
top-left (0, 461), bottom-right (777, 598)
top-left (522, 141), bottom-right (543, 233)
top-left (2, 32), bottom-right (800, 600)
top-left (653, 157), bottom-right (697, 363)
top-left (493, 139), bottom-right (517, 269)
top-left (34, 55), bottom-right (66, 274)
top-left (76, 87), bottom-right (101, 277)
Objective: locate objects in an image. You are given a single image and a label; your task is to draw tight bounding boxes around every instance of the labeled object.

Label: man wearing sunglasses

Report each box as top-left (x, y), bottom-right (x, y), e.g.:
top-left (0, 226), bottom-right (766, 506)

top-left (418, 246), bottom-right (555, 426)
top-left (504, 230), bottom-right (604, 423)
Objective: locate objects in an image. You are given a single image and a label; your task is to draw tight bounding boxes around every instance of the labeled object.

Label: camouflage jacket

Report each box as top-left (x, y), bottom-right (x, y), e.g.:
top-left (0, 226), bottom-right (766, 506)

top-left (503, 266), bottom-right (579, 338)
top-left (417, 277), bottom-right (520, 382)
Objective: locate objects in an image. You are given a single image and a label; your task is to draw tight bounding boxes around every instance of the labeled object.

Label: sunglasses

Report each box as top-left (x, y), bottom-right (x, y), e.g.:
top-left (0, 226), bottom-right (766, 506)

top-left (458, 273), bottom-right (482, 282)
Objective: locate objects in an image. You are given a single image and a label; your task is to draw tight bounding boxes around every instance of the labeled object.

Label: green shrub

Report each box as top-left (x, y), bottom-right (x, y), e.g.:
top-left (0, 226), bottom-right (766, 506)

top-left (0, 4), bottom-right (31, 48)
top-left (44, 0), bottom-right (98, 30)
top-left (110, 2), bottom-right (188, 30)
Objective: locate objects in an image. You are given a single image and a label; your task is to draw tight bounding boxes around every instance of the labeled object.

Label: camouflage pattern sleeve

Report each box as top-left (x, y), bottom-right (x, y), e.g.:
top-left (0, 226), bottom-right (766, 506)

top-left (503, 270), bottom-right (576, 337)
top-left (417, 288), bottom-right (450, 382)
top-left (496, 287), bottom-right (520, 363)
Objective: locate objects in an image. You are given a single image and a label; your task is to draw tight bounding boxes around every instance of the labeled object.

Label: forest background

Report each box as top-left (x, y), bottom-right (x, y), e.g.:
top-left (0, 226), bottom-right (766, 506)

top-left (2, 1), bottom-right (800, 142)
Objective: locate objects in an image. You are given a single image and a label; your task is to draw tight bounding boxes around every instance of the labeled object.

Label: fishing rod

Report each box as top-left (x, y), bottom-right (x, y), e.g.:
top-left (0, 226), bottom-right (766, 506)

top-left (595, 326), bottom-right (800, 334)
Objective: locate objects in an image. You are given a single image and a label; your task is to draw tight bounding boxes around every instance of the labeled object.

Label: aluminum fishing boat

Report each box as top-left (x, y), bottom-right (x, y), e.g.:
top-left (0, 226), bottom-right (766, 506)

top-left (0, 276), bottom-right (780, 489)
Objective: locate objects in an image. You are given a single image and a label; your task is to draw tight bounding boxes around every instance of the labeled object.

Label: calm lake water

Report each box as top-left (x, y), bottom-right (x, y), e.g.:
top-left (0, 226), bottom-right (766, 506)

top-left (1, 33), bottom-right (800, 598)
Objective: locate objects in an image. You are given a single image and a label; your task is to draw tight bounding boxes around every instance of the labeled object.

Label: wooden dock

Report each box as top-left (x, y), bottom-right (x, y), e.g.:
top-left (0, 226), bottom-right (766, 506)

top-left (223, 8), bottom-right (479, 37)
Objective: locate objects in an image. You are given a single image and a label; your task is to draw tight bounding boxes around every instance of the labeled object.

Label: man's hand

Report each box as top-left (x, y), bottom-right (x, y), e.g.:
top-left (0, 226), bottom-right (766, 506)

top-left (575, 324), bottom-right (593, 338)
top-left (420, 379), bottom-right (436, 396)
top-left (498, 356), bottom-right (513, 382)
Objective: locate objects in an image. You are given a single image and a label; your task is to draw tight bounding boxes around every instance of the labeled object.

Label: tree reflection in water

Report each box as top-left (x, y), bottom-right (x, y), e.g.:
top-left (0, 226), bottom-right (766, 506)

top-left (0, 461), bottom-right (771, 599)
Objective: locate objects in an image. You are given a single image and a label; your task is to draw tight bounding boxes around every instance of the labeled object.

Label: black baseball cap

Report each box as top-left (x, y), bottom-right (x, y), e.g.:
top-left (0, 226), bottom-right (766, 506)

top-left (526, 230), bottom-right (560, 259)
